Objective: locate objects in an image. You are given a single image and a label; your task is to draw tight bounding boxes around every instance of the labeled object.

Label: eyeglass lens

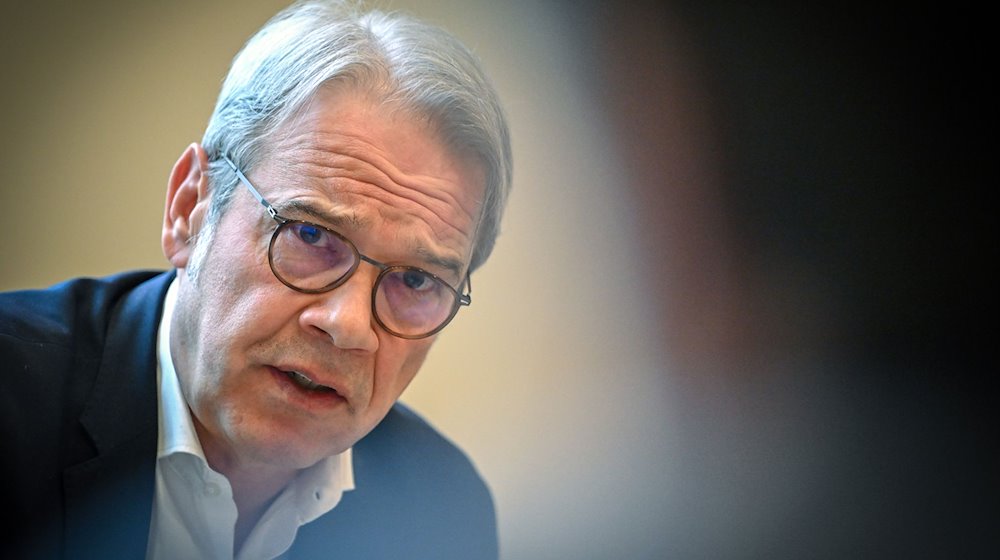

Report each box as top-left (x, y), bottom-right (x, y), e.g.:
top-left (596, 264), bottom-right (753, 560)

top-left (270, 221), bottom-right (457, 337)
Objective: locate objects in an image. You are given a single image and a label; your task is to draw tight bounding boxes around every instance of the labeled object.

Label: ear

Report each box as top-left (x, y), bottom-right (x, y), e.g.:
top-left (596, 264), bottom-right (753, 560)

top-left (162, 143), bottom-right (211, 270)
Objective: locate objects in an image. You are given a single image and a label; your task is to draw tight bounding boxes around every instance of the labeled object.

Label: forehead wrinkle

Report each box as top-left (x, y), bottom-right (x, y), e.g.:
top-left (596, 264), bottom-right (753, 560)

top-left (266, 163), bottom-right (470, 278)
top-left (268, 110), bottom-right (481, 275)
top-left (291, 132), bottom-right (481, 236)
top-left (369, 196), bottom-right (469, 275)
top-left (292, 155), bottom-right (471, 247)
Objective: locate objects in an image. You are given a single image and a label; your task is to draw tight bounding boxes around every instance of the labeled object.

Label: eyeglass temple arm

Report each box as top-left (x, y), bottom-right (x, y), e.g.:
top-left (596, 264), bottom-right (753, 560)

top-left (460, 274), bottom-right (472, 306)
top-left (222, 155), bottom-right (277, 220)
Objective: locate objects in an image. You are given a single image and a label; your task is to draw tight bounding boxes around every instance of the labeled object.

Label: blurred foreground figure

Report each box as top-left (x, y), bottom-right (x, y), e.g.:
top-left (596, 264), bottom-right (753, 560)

top-left (0, 1), bottom-right (511, 558)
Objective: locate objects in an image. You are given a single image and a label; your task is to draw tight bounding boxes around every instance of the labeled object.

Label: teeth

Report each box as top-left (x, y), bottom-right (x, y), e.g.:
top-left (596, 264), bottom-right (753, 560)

top-left (285, 370), bottom-right (335, 393)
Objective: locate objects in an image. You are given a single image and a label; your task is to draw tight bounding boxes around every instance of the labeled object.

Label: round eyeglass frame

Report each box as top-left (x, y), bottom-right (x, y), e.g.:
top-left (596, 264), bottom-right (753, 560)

top-left (222, 155), bottom-right (471, 339)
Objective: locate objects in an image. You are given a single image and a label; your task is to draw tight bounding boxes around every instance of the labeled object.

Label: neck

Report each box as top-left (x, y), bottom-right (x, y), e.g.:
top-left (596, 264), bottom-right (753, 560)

top-left (227, 465), bottom-right (294, 553)
top-left (192, 422), bottom-right (298, 553)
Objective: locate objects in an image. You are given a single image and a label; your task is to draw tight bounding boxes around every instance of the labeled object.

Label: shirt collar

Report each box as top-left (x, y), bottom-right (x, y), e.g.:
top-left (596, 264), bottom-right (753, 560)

top-left (156, 276), bottom-right (204, 460)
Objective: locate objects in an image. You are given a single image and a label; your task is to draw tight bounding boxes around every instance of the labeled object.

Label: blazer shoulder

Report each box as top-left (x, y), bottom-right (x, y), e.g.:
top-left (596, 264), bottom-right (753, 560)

top-left (301, 403), bottom-right (499, 560)
top-left (359, 402), bottom-right (497, 524)
top-left (365, 402), bottom-right (488, 482)
top-left (0, 270), bottom-right (169, 351)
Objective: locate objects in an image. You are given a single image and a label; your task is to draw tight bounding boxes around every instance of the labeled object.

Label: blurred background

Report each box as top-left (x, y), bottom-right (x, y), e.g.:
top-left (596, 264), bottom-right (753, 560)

top-left (1, 1), bottom-right (992, 558)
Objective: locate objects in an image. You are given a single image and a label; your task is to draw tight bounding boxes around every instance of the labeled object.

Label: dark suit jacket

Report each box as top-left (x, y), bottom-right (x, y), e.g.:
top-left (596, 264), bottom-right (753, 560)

top-left (0, 270), bottom-right (497, 559)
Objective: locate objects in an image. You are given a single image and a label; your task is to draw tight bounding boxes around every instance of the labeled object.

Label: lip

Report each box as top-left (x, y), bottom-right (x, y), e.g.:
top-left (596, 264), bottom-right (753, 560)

top-left (267, 365), bottom-right (349, 409)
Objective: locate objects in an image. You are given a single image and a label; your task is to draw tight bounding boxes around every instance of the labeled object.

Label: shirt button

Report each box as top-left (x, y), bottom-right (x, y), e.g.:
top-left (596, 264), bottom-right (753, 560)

top-left (205, 482), bottom-right (221, 496)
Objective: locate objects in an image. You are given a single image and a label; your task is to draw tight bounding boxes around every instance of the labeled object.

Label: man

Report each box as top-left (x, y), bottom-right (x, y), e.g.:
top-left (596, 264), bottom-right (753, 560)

top-left (0, 1), bottom-right (511, 558)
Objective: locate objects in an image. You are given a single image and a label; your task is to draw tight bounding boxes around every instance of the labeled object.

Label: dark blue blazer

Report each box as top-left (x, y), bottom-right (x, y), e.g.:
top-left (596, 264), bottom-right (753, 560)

top-left (0, 270), bottom-right (497, 559)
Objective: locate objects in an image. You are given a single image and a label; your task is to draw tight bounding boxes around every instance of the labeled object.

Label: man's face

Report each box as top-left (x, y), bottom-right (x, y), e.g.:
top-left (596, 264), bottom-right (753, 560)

top-left (167, 86), bottom-right (484, 472)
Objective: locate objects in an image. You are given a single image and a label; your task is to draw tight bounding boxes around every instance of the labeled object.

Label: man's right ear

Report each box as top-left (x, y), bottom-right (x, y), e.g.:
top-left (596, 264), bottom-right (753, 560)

top-left (162, 143), bottom-right (211, 270)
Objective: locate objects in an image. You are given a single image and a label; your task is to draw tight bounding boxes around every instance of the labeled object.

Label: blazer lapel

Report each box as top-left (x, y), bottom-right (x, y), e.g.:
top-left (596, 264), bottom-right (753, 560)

top-left (63, 271), bottom-right (173, 559)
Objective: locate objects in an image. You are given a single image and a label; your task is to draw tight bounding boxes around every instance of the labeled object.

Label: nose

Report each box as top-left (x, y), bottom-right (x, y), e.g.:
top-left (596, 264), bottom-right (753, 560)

top-left (299, 268), bottom-right (380, 352)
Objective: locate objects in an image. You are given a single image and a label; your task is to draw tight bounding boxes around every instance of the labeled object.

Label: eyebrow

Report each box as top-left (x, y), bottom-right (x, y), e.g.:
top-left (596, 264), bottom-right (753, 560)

top-left (277, 199), bottom-right (369, 231)
top-left (275, 199), bottom-right (466, 282)
top-left (413, 246), bottom-right (464, 281)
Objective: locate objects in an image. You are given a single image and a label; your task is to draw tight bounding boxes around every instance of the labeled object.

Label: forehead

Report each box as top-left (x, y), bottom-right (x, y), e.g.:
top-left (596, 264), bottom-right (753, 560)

top-left (254, 85), bottom-right (486, 273)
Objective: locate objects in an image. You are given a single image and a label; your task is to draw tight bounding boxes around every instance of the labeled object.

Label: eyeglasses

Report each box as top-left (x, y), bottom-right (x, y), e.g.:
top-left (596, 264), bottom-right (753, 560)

top-left (221, 156), bottom-right (471, 339)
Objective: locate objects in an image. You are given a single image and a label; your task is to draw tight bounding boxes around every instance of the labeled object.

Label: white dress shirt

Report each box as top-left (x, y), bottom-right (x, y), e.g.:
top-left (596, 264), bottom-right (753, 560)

top-left (146, 277), bottom-right (355, 560)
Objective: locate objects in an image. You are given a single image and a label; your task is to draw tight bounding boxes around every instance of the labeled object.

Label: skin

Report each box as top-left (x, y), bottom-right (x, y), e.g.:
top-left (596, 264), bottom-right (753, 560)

top-left (161, 85), bottom-right (485, 546)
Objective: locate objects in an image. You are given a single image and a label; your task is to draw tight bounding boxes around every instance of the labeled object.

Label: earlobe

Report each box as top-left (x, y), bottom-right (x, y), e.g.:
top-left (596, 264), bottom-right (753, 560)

top-left (162, 143), bottom-right (211, 269)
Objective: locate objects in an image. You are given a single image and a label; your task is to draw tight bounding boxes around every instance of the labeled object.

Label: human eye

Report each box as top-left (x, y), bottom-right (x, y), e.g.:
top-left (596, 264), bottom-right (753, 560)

top-left (295, 223), bottom-right (329, 246)
top-left (274, 222), bottom-right (355, 281)
top-left (381, 268), bottom-right (448, 306)
top-left (288, 223), bottom-right (348, 261)
top-left (376, 267), bottom-right (453, 333)
top-left (400, 269), bottom-right (436, 292)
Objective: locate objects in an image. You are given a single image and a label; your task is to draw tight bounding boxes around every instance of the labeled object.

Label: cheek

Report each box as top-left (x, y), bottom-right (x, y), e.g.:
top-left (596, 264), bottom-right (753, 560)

top-left (198, 223), bottom-right (289, 326)
top-left (186, 245), bottom-right (296, 377)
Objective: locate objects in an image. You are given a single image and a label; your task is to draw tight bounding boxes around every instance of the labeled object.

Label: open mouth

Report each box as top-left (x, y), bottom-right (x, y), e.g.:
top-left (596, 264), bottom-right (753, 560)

top-left (283, 369), bottom-right (338, 395)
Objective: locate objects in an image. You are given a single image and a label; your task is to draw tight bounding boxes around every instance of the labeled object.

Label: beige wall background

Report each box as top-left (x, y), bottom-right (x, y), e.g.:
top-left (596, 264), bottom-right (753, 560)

top-left (1, 1), bottom-right (684, 558)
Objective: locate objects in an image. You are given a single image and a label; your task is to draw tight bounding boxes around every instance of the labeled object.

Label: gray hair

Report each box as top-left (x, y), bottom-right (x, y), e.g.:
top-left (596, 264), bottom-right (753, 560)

top-left (195, 0), bottom-right (512, 277)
